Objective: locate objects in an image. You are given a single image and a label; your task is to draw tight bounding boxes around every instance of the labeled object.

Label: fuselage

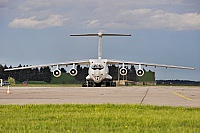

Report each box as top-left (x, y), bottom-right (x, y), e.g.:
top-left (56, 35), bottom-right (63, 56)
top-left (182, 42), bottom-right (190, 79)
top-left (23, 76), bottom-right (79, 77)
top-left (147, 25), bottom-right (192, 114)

top-left (86, 59), bottom-right (112, 83)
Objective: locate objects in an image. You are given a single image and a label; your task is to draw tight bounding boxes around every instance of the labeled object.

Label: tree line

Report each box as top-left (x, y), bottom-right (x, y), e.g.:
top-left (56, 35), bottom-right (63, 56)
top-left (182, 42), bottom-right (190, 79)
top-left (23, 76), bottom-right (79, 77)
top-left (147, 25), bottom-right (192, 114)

top-left (0, 64), bottom-right (52, 83)
top-left (0, 64), bottom-right (138, 83)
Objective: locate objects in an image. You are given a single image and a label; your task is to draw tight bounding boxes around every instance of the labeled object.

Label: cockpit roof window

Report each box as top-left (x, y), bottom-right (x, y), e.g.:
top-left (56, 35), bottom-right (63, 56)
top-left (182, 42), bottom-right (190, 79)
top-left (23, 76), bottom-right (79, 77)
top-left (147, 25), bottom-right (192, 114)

top-left (91, 64), bottom-right (104, 70)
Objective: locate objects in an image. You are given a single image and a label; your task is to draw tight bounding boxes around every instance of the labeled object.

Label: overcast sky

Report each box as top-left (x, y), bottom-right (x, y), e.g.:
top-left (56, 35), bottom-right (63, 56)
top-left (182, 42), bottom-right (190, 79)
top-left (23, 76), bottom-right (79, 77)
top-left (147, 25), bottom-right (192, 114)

top-left (0, 0), bottom-right (200, 81)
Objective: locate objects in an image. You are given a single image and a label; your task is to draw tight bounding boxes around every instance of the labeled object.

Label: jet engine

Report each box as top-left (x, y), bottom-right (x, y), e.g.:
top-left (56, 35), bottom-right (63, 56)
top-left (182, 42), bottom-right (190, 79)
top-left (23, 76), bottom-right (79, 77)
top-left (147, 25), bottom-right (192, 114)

top-left (120, 68), bottom-right (127, 76)
top-left (136, 69), bottom-right (144, 77)
top-left (69, 68), bottom-right (78, 76)
top-left (53, 69), bottom-right (61, 77)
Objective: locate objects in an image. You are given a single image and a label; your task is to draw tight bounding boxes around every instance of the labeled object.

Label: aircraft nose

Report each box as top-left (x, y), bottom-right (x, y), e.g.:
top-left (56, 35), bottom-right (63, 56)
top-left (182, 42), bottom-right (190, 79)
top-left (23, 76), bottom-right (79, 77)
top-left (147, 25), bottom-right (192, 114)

top-left (92, 71), bottom-right (103, 83)
top-left (96, 76), bottom-right (100, 81)
top-left (92, 75), bottom-right (101, 81)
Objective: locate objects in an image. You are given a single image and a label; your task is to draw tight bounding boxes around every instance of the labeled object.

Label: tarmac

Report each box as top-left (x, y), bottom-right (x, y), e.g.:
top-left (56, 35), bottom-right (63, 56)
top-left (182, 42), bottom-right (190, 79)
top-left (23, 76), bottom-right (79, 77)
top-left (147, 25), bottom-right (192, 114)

top-left (0, 86), bottom-right (199, 107)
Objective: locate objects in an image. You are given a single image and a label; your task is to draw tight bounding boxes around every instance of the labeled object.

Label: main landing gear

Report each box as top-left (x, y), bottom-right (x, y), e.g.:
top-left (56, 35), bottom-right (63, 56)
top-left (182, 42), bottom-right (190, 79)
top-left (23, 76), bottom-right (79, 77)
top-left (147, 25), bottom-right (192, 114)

top-left (82, 80), bottom-right (116, 87)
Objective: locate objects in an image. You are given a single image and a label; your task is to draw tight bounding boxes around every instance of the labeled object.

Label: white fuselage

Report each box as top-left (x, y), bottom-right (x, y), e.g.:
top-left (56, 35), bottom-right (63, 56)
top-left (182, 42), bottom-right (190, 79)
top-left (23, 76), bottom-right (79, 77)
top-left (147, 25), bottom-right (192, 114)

top-left (86, 59), bottom-right (112, 83)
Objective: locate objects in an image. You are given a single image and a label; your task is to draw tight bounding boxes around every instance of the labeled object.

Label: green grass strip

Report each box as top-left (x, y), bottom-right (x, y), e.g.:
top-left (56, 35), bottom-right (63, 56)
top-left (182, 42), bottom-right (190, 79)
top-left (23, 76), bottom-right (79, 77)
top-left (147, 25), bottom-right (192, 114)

top-left (0, 104), bottom-right (199, 133)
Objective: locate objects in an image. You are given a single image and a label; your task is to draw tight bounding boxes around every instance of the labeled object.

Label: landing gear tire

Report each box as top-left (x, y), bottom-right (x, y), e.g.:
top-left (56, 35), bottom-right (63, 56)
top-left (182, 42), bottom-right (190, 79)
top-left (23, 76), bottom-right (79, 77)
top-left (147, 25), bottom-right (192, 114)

top-left (111, 82), bottom-right (116, 87)
top-left (95, 83), bottom-right (101, 87)
top-left (82, 81), bottom-right (94, 87)
top-left (105, 80), bottom-right (116, 87)
top-left (82, 80), bottom-right (116, 87)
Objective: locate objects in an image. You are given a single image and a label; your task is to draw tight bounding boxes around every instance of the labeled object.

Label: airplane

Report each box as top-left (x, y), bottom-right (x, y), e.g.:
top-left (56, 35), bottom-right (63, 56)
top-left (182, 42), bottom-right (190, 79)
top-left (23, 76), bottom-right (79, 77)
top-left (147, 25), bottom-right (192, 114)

top-left (4, 32), bottom-right (195, 87)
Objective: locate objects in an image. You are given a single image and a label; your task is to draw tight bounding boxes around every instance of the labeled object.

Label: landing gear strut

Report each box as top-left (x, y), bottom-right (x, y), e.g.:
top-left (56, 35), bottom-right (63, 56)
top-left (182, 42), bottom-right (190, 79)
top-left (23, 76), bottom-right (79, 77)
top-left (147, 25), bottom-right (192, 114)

top-left (82, 80), bottom-right (116, 87)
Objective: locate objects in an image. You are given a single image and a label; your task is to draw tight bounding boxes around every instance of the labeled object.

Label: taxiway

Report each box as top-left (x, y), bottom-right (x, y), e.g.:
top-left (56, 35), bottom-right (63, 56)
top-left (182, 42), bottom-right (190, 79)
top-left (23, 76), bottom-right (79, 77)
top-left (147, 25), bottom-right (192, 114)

top-left (0, 86), bottom-right (199, 107)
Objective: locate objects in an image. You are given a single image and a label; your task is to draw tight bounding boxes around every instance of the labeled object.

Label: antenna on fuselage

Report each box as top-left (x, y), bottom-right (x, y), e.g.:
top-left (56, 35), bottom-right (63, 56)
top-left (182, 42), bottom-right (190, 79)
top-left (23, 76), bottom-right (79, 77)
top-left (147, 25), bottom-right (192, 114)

top-left (70, 32), bottom-right (131, 59)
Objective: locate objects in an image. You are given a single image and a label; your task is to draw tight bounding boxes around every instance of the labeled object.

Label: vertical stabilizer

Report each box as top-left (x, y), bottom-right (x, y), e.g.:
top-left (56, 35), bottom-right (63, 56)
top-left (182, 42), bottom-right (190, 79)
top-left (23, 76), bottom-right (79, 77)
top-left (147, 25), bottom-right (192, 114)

top-left (98, 36), bottom-right (102, 59)
top-left (70, 33), bottom-right (131, 59)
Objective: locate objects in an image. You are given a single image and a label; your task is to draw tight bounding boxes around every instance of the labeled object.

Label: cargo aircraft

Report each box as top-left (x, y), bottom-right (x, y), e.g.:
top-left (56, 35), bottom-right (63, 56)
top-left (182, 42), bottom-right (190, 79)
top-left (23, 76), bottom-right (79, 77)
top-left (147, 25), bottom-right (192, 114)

top-left (4, 32), bottom-right (195, 86)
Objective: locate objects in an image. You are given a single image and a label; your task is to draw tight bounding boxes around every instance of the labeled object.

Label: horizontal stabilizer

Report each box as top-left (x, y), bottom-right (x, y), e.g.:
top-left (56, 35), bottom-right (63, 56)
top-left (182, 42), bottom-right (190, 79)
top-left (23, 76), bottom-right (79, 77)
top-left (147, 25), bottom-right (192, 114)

top-left (70, 32), bottom-right (131, 37)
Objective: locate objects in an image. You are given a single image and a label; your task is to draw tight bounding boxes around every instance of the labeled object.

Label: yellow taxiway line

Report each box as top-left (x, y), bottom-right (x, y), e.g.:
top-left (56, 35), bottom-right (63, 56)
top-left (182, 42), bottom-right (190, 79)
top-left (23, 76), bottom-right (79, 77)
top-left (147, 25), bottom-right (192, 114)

top-left (173, 92), bottom-right (193, 101)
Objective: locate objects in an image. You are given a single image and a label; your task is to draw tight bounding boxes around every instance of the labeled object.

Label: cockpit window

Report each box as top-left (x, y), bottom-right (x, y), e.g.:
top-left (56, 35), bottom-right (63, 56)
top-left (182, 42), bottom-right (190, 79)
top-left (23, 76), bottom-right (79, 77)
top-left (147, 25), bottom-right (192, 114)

top-left (91, 64), bottom-right (104, 70)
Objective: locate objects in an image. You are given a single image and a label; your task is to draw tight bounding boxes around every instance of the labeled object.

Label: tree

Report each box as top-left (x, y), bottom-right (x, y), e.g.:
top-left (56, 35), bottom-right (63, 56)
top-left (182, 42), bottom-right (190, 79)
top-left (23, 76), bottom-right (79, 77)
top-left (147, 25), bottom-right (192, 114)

top-left (75, 65), bottom-right (88, 82)
top-left (2, 65), bottom-right (9, 80)
top-left (0, 64), bottom-right (3, 79)
top-left (109, 65), bottom-right (118, 80)
top-left (3, 64), bottom-right (52, 83)
top-left (127, 65), bottom-right (136, 81)
top-left (42, 67), bottom-right (52, 83)
top-left (8, 77), bottom-right (16, 85)
top-left (61, 68), bottom-right (67, 73)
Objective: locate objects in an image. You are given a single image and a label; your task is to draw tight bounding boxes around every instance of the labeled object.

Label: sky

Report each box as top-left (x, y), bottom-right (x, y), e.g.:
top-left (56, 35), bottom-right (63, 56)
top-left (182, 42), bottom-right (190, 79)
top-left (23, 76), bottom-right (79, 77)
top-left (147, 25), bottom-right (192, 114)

top-left (0, 0), bottom-right (200, 81)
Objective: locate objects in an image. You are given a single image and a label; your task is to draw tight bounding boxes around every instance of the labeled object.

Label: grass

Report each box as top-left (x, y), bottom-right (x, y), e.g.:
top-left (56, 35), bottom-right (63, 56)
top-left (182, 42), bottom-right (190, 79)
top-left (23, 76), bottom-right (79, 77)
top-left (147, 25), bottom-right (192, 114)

top-left (0, 104), bottom-right (199, 133)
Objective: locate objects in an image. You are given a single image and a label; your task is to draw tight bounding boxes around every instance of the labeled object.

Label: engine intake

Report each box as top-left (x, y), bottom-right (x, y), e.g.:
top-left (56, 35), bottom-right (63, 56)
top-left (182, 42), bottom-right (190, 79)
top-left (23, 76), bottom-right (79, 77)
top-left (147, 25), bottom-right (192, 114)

top-left (136, 69), bottom-right (144, 77)
top-left (120, 68), bottom-right (127, 76)
top-left (69, 68), bottom-right (78, 76)
top-left (53, 69), bottom-right (61, 77)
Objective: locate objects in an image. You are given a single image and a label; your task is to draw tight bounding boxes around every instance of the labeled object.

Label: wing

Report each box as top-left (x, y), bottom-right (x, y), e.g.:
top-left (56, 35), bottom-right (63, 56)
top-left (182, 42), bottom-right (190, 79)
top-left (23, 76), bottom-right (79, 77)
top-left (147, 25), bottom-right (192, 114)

top-left (107, 59), bottom-right (195, 70)
top-left (4, 60), bottom-right (90, 71)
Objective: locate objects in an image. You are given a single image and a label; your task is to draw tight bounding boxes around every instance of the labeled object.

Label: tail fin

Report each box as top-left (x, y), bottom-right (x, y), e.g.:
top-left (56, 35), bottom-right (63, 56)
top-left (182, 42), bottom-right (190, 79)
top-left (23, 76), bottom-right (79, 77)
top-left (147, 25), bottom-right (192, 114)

top-left (70, 32), bottom-right (131, 59)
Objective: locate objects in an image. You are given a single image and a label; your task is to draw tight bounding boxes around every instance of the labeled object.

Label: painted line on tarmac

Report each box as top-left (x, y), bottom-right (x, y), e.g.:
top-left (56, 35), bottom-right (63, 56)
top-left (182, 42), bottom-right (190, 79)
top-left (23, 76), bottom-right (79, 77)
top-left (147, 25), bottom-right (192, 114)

top-left (173, 92), bottom-right (193, 101)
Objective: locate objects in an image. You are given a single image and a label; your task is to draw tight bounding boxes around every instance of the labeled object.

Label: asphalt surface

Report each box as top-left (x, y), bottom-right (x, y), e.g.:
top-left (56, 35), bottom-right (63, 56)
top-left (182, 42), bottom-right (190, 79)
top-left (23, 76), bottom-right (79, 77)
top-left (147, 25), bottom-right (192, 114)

top-left (0, 86), bottom-right (199, 107)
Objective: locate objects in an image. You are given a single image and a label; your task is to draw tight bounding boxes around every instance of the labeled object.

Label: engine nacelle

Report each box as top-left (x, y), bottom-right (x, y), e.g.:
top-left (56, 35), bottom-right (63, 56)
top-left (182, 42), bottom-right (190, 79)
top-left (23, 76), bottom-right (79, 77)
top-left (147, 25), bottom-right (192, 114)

top-left (53, 69), bottom-right (61, 77)
top-left (136, 69), bottom-right (144, 77)
top-left (69, 68), bottom-right (78, 76)
top-left (120, 68), bottom-right (127, 76)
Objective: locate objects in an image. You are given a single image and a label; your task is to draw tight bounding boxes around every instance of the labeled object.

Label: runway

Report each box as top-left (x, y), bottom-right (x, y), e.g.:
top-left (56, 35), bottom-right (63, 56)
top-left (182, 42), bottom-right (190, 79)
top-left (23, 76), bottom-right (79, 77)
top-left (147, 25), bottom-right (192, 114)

top-left (0, 86), bottom-right (199, 107)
